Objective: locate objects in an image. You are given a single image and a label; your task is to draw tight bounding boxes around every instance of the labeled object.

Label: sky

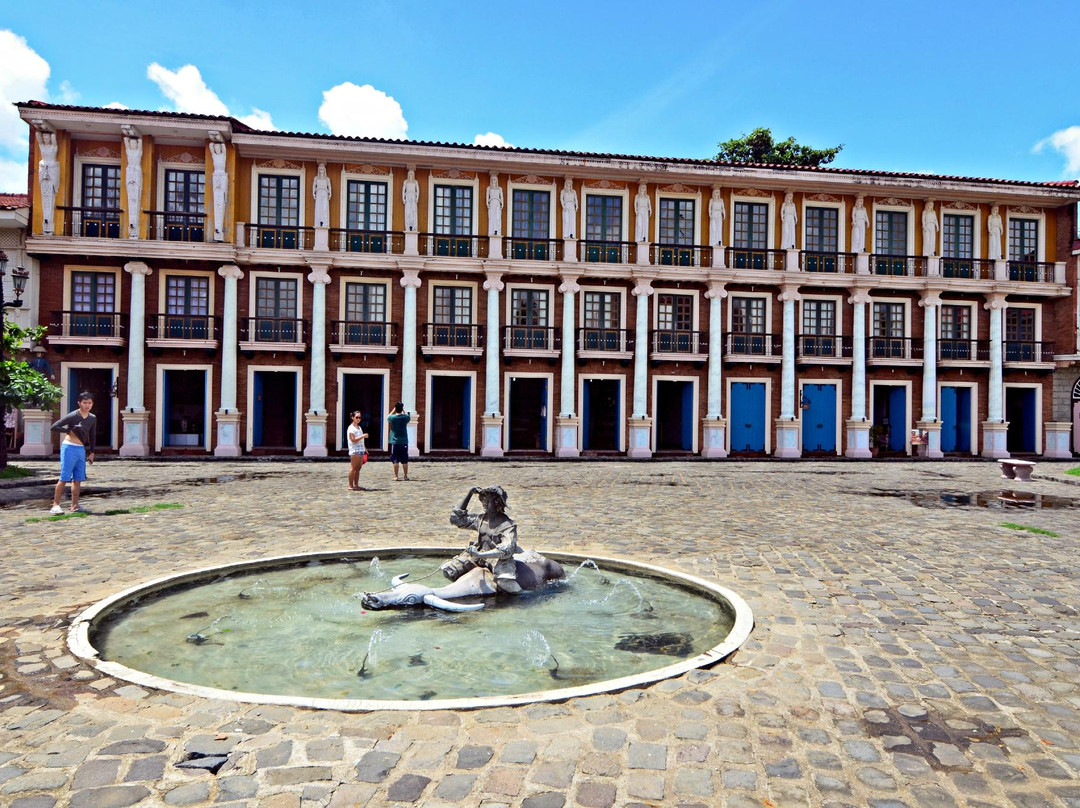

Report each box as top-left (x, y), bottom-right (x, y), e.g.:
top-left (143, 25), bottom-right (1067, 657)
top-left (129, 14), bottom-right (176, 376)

top-left (2, 0), bottom-right (1080, 194)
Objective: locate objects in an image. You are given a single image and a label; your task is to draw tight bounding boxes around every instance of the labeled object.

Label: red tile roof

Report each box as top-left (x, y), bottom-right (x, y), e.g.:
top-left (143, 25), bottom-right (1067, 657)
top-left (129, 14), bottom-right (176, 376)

top-left (0, 194), bottom-right (30, 209)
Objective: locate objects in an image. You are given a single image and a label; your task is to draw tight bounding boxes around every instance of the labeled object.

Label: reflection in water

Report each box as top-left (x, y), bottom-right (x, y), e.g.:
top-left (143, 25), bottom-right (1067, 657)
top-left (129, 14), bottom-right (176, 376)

top-left (867, 490), bottom-right (1077, 510)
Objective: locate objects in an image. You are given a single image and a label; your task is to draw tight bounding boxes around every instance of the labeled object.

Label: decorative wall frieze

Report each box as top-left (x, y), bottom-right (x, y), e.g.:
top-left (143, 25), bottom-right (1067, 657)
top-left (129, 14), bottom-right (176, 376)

top-left (875, 196), bottom-right (913, 207)
top-left (1008, 205), bottom-right (1041, 215)
top-left (658, 183), bottom-right (698, 195)
top-left (75, 144), bottom-right (121, 159)
top-left (942, 200), bottom-right (976, 210)
top-left (345, 163), bottom-right (391, 175)
top-left (511, 174), bottom-right (553, 185)
top-left (806, 193), bottom-right (841, 203)
top-left (255, 158), bottom-right (303, 170)
top-left (733, 188), bottom-right (772, 198)
top-left (432, 168), bottom-right (475, 180)
top-left (158, 151), bottom-right (202, 165)
top-left (584, 179), bottom-right (627, 190)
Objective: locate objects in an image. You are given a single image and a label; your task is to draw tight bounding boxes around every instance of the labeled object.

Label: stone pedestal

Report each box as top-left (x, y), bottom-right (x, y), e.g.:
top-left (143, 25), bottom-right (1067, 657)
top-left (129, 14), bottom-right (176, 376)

top-left (407, 417), bottom-right (420, 458)
top-left (1043, 422), bottom-right (1074, 458)
top-left (926, 256), bottom-right (941, 278)
top-left (916, 420), bottom-right (943, 459)
top-left (844, 420), bottom-right (872, 459)
top-left (555, 416), bottom-right (580, 458)
top-left (19, 409), bottom-right (54, 455)
top-left (563, 238), bottom-right (577, 263)
top-left (119, 410), bottom-right (151, 456)
top-left (313, 226), bottom-right (329, 252)
top-left (488, 235), bottom-right (503, 260)
top-left (993, 259), bottom-right (1008, 281)
top-left (481, 415), bottom-right (505, 457)
top-left (627, 417), bottom-right (653, 458)
top-left (711, 246), bottom-right (726, 268)
top-left (785, 248), bottom-right (800, 271)
top-left (303, 412), bottom-right (329, 457)
top-left (981, 420), bottom-right (1009, 458)
top-left (404, 232), bottom-right (419, 257)
top-left (701, 417), bottom-right (728, 458)
top-left (774, 419), bottom-right (802, 458)
top-left (636, 243), bottom-right (650, 265)
top-left (855, 253), bottom-right (870, 275)
top-left (214, 410), bottom-right (243, 457)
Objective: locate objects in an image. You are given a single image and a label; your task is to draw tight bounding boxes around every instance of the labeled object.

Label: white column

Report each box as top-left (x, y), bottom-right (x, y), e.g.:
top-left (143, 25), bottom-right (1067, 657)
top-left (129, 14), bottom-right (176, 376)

top-left (215, 264), bottom-right (243, 457)
top-left (845, 288), bottom-right (872, 458)
top-left (917, 291), bottom-right (943, 458)
top-left (627, 276), bottom-right (654, 457)
top-left (702, 280), bottom-right (728, 457)
top-left (481, 271), bottom-right (505, 457)
top-left (555, 273), bottom-right (581, 457)
top-left (303, 264), bottom-right (330, 457)
top-left (983, 293), bottom-right (1009, 457)
top-left (119, 261), bottom-right (151, 456)
top-left (401, 268), bottom-right (422, 456)
top-left (774, 285), bottom-right (801, 457)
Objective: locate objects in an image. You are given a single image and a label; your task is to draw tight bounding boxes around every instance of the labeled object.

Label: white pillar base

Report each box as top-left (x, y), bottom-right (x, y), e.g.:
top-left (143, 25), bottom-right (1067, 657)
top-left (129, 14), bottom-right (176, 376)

top-left (635, 244), bottom-right (650, 265)
top-left (555, 416), bottom-right (580, 458)
top-left (119, 410), bottom-right (151, 456)
top-left (774, 419), bottom-right (802, 458)
top-left (711, 247), bottom-right (726, 268)
top-left (982, 420), bottom-right (1009, 458)
top-left (488, 235), bottom-right (503, 260)
top-left (303, 412), bottom-right (329, 457)
top-left (313, 227), bottom-right (329, 252)
top-left (917, 420), bottom-right (943, 459)
top-left (407, 419), bottom-right (421, 458)
top-left (845, 420), bottom-right (873, 459)
top-left (1043, 422), bottom-right (1073, 458)
top-left (627, 417), bottom-right (653, 457)
top-left (855, 253), bottom-right (870, 275)
top-left (701, 417), bottom-right (728, 458)
top-left (481, 415), bottom-right (505, 457)
top-left (19, 409), bottom-right (54, 455)
top-left (563, 238), bottom-right (577, 263)
top-left (214, 410), bottom-right (243, 457)
top-left (926, 256), bottom-right (941, 277)
top-left (785, 248), bottom-right (800, 271)
top-left (404, 232), bottom-right (419, 257)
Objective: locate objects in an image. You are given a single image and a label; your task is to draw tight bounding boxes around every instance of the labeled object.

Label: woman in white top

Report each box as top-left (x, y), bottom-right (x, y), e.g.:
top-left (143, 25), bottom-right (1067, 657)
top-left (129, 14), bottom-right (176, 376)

top-left (347, 411), bottom-right (369, 491)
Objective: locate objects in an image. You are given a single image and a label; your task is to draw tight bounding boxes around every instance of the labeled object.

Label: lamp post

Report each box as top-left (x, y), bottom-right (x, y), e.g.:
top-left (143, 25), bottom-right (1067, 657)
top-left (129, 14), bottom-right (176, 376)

top-left (1, 251), bottom-right (32, 469)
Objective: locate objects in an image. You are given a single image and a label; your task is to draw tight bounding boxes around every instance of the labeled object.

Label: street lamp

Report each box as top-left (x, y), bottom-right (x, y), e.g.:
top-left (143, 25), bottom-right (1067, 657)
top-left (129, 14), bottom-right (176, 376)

top-left (0, 251), bottom-right (31, 310)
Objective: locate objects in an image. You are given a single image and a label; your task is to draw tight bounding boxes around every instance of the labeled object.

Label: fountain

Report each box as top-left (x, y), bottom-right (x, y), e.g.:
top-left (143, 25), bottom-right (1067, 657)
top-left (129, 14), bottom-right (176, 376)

top-left (69, 486), bottom-right (753, 710)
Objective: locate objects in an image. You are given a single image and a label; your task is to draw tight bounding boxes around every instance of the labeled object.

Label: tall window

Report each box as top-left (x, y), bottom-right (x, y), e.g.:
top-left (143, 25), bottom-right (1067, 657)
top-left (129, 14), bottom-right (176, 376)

top-left (344, 180), bottom-right (388, 253)
top-left (80, 163), bottom-right (121, 237)
top-left (872, 301), bottom-right (905, 357)
top-left (874, 210), bottom-right (908, 275)
top-left (584, 195), bottom-right (622, 263)
top-left (657, 198), bottom-right (695, 266)
top-left (164, 275), bottom-right (210, 339)
top-left (1008, 218), bottom-right (1040, 281)
top-left (164, 169), bottom-right (206, 241)
top-left (71, 270), bottom-right (116, 336)
top-left (258, 175), bottom-right (300, 248)
top-left (733, 202), bottom-right (767, 249)
top-left (801, 299), bottom-right (836, 357)
top-left (656, 293), bottom-right (693, 352)
top-left (804, 206), bottom-right (839, 271)
top-left (434, 286), bottom-right (472, 324)
top-left (434, 185), bottom-right (472, 235)
top-left (942, 213), bottom-right (974, 278)
top-left (1005, 308), bottom-right (1037, 361)
top-left (511, 190), bottom-right (551, 259)
top-left (730, 297), bottom-right (766, 354)
top-left (343, 282), bottom-right (387, 345)
top-left (254, 277), bottom-right (298, 342)
top-left (940, 304), bottom-right (971, 359)
top-left (582, 291), bottom-right (621, 350)
top-left (509, 288), bottom-right (550, 348)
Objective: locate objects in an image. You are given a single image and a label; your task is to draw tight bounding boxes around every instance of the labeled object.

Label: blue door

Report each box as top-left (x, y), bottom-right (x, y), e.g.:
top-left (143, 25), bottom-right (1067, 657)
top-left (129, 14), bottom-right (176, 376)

top-left (252, 372), bottom-right (264, 446)
top-left (801, 383), bottom-right (837, 453)
top-left (888, 387), bottom-right (907, 452)
top-left (582, 379), bottom-right (620, 451)
top-left (940, 387), bottom-right (971, 453)
top-left (729, 382), bottom-right (766, 452)
top-left (1005, 388), bottom-right (1037, 453)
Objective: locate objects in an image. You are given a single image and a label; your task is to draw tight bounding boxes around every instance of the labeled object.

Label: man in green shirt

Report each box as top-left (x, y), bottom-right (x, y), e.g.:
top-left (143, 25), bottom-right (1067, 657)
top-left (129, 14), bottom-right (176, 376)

top-left (387, 402), bottom-right (411, 481)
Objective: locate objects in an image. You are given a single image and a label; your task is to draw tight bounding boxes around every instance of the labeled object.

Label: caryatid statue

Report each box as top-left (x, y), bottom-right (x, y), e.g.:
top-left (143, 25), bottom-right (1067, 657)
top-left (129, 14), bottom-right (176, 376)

top-left (124, 136), bottom-right (143, 238)
top-left (560, 177), bottom-right (578, 239)
top-left (851, 194), bottom-right (869, 254)
top-left (312, 163), bottom-right (331, 228)
top-left (486, 172), bottom-right (503, 236)
top-left (37, 131), bottom-right (59, 235)
top-left (987, 204), bottom-right (1003, 261)
top-left (921, 200), bottom-right (938, 257)
top-left (402, 168), bottom-right (420, 232)
top-left (210, 141), bottom-right (227, 240)
top-left (780, 191), bottom-right (797, 249)
top-left (708, 187), bottom-right (726, 246)
top-left (634, 181), bottom-right (651, 243)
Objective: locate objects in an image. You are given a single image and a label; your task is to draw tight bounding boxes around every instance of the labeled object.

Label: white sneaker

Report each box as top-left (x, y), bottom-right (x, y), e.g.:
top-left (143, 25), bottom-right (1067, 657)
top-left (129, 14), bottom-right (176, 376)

top-left (50, 504), bottom-right (63, 514)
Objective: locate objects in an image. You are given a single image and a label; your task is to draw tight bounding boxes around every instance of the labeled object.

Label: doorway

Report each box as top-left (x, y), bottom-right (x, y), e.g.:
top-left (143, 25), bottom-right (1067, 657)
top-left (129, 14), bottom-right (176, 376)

top-left (801, 383), bottom-right (837, 454)
top-left (430, 375), bottom-right (471, 450)
top-left (655, 380), bottom-right (694, 452)
top-left (162, 369), bottom-right (207, 448)
top-left (508, 377), bottom-right (548, 452)
top-left (872, 385), bottom-right (907, 454)
top-left (253, 370), bottom-right (297, 449)
top-left (940, 386), bottom-right (972, 453)
top-left (729, 381), bottom-right (766, 453)
top-left (341, 373), bottom-right (385, 450)
top-left (67, 367), bottom-right (114, 450)
top-left (1005, 387), bottom-right (1037, 454)
top-left (582, 378), bottom-right (620, 451)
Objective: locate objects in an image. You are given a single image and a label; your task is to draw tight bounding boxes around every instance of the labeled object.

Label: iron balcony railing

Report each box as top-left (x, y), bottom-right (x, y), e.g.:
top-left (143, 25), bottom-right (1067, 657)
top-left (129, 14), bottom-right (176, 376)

top-left (723, 332), bottom-right (782, 357)
top-left (577, 327), bottom-right (634, 352)
top-left (247, 224), bottom-right (315, 250)
top-left (423, 322), bottom-right (484, 349)
top-left (50, 310), bottom-right (127, 339)
top-left (650, 330), bottom-right (708, 354)
top-left (796, 334), bottom-right (853, 359)
top-left (148, 314), bottom-right (219, 341)
top-left (506, 237), bottom-right (563, 261)
top-left (868, 336), bottom-right (923, 360)
top-left (329, 229), bottom-right (404, 254)
top-left (651, 243), bottom-right (710, 267)
top-left (1007, 261), bottom-right (1057, 283)
top-left (1004, 340), bottom-right (1055, 362)
top-left (420, 234), bottom-right (489, 259)
top-left (57, 206), bottom-right (122, 238)
top-left (940, 257), bottom-right (993, 280)
top-left (582, 240), bottom-right (635, 264)
top-left (871, 254), bottom-right (928, 277)
top-left (146, 210), bottom-right (207, 242)
top-left (503, 325), bottom-right (560, 351)
top-left (801, 251), bottom-right (855, 273)
top-left (938, 338), bottom-right (990, 361)
top-left (329, 320), bottom-right (397, 348)
top-left (241, 317), bottom-right (307, 344)
top-left (727, 248), bottom-right (785, 271)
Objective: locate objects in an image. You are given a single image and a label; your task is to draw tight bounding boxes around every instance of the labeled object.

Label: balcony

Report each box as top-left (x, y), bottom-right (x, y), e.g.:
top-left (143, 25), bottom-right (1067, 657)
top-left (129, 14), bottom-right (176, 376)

top-left (577, 327), bottom-right (633, 359)
top-left (420, 234), bottom-right (488, 259)
top-left (1007, 261), bottom-right (1057, 284)
top-left (422, 322), bottom-right (484, 357)
top-left (726, 248), bottom-right (785, 271)
top-left (940, 257), bottom-right (993, 280)
top-left (1004, 340), bottom-right (1055, 366)
top-left (503, 326), bottom-right (560, 358)
top-left (147, 314), bottom-right (219, 350)
top-left (937, 338), bottom-right (989, 364)
top-left (723, 332), bottom-right (781, 362)
top-left (651, 244), bottom-right (711, 268)
top-left (506, 237), bottom-right (562, 261)
top-left (239, 317), bottom-right (307, 352)
top-left (48, 310), bottom-right (127, 348)
top-left (582, 240), bottom-right (636, 264)
top-left (147, 211), bottom-right (207, 242)
top-left (246, 224), bottom-right (315, 250)
top-left (801, 252), bottom-right (854, 274)
top-left (650, 330), bottom-right (708, 361)
top-left (867, 336), bottom-right (923, 365)
top-left (329, 320), bottom-right (398, 355)
top-left (796, 335), bottom-right (853, 363)
top-left (57, 206), bottom-right (122, 238)
top-left (871, 254), bottom-right (927, 277)
top-left (329, 229), bottom-right (404, 255)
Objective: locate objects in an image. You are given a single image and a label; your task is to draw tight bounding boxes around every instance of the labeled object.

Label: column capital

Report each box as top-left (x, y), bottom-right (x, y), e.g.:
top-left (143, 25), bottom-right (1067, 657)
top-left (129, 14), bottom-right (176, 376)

top-left (705, 280), bottom-right (728, 300)
top-left (558, 272), bottom-right (581, 294)
top-left (983, 292), bottom-right (1009, 311)
top-left (631, 275), bottom-right (655, 297)
top-left (848, 287), bottom-right (872, 306)
top-left (777, 284), bottom-right (801, 303)
top-left (918, 289), bottom-right (942, 308)
top-left (483, 271), bottom-right (504, 292)
top-left (218, 264), bottom-right (243, 281)
top-left (124, 260), bottom-right (151, 277)
top-left (307, 265), bottom-right (331, 285)
top-left (400, 268), bottom-right (422, 289)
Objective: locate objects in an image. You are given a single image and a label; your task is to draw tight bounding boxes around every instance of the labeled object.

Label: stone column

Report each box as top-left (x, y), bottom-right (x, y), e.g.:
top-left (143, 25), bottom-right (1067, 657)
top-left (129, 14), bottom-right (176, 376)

top-left (555, 273), bottom-right (581, 457)
top-left (214, 264), bottom-right (244, 457)
top-left (481, 271), bottom-right (505, 457)
top-left (845, 288), bottom-right (872, 458)
top-left (119, 261), bottom-right (152, 456)
top-left (401, 268), bottom-right (422, 457)
top-left (702, 280), bottom-right (728, 457)
top-left (774, 285), bottom-right (801, 457)
top-left (303, 264), bottom-right (330, 457)
top-left (917, 290), bottom-right (943, 458)
top-left (983, 292), bottom-right (1009, 457)
top-left (628, 276), bottom-right (654, 457)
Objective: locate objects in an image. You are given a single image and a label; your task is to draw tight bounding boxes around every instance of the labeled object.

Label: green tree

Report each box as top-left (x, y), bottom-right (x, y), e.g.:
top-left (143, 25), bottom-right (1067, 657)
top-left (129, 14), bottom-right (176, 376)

top-left (1, 320), bottom-right (63, 470)
top-left (715, 127), bottom-right (843, 168)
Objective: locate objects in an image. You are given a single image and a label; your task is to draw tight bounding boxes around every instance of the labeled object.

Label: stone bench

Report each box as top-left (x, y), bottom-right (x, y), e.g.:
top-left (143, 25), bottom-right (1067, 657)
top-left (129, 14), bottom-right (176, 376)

top-left (998, 458), bottom-right (1036, 482)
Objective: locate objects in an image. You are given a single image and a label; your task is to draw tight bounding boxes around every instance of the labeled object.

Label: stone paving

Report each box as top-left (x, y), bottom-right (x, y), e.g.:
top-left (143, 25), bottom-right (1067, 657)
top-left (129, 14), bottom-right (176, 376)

top-left (2, 457), bottom-right (1080, 808)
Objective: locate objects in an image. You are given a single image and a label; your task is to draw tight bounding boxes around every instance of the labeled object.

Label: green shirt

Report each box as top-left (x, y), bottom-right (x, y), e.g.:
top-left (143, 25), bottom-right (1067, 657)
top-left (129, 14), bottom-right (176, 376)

top-left (387, 413), bottom-right (410, 445)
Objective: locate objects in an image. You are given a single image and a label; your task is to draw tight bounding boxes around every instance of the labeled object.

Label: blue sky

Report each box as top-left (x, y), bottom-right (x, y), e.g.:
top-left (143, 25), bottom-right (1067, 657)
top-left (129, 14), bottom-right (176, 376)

top-left (2, 0), bottom-right (1079, 193)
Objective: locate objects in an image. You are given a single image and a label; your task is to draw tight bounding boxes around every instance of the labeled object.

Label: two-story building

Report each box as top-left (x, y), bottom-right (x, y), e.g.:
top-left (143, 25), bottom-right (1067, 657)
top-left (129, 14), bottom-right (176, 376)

top-left (14, 100), bottom-right (1080, 460)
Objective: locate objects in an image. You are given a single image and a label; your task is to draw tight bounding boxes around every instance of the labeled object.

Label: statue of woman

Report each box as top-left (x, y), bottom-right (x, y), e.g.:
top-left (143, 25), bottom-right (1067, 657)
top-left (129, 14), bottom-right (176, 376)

top-left (486, 173), bottom-right (503, 236)
top-left (125, 136), bottom-right (143, 238)
top-left (987, 204), bottom-right (1003, 261)
top-left (560, 177), bottom-right (578, 239)
top-left (37, 131), bottom-right (59, 235)
top-left (634, 182), bottom-right (651, 243)
top-left (210, 141), bottom-right (227, 240)
top-left (402, 168), bottom-right (420, 232)
top-left (312, 163), bottom-right (331, 228)
top-left (851, 195), bottom-right (869, 254)
top-left (444, 485), bottom-right (521, 593)
top-left (780, 191), bottom-right (797, 249)
top-left (708, 187), bottom-right (726, 246)
top-left (921, 200), bottom-right (938, 257)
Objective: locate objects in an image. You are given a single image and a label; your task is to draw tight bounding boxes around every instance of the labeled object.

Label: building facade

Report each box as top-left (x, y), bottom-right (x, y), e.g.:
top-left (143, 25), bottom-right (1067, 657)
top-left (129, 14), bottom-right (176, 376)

top-left (14, 101), bottom-right (1080, 460)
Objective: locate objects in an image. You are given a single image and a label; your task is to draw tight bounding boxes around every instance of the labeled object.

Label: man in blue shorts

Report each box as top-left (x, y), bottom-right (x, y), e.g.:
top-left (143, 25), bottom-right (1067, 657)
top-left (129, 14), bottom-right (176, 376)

top-left (50, 391), bottom-right (97, 513)
top-left (387, 402), bottom-right (411, 481)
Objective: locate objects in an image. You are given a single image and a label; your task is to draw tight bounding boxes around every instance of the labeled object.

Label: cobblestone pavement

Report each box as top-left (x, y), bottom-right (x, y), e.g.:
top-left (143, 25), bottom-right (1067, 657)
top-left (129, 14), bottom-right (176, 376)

top-left (2, 457), bottom-right (1080, 808)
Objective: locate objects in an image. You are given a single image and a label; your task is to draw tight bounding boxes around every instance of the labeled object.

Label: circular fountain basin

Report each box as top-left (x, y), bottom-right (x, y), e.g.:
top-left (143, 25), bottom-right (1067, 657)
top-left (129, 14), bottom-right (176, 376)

top-left (69, 549), bottom-right (753, 710)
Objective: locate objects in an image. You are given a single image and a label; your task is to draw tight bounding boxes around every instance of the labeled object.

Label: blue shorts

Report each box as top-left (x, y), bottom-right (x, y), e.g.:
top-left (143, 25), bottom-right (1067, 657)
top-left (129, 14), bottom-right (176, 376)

top-left (389, 443), bottom-right (409, 464)
top-left (59, 443), bottom-right (87, 482)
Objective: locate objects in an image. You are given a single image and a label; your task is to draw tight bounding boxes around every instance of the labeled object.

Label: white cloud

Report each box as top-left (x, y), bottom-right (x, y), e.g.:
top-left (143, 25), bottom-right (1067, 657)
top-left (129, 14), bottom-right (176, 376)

top-left (146, 63), bottom-right (229, 116)
top-left (57, 80), bottom-right (79, 104)
top-left (318, 82), bottom-right (407, 140)
top-left (0, 30), bottom-right (50, 152)
top-left (104, 101), bottom-right (129, 110)
top-left (473, 132), bottom-right (512, 148)
top-left (1035, 126), bottom-right (1080, 177)
top-left (237, 108), bottom-right (275, 131)
top-left (0, 157), bottom-right (28, 193)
